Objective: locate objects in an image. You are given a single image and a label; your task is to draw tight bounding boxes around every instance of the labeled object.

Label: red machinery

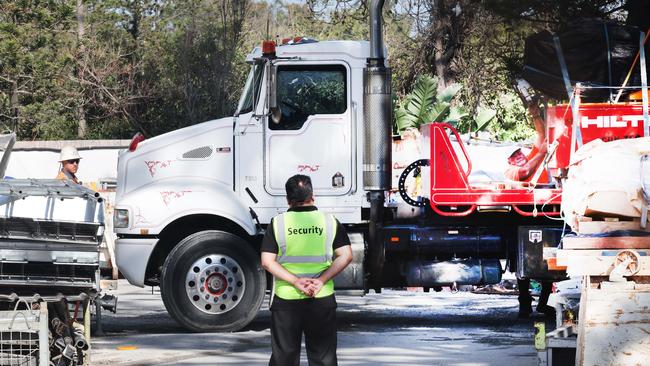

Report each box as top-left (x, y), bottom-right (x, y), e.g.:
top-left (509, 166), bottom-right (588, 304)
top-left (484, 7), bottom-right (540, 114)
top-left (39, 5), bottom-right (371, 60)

top-left (548, 103), bottom-right (648, 168)
top-left (423, 102), bottom-right (649, 217)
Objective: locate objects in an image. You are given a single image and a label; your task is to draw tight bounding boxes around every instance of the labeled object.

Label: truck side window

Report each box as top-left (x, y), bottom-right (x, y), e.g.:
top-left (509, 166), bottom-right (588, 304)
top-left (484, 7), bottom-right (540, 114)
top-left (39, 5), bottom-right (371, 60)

top-left (270, 64), bottom-right (347, 130)
top-left (237, 64), bottom-right (263, 115)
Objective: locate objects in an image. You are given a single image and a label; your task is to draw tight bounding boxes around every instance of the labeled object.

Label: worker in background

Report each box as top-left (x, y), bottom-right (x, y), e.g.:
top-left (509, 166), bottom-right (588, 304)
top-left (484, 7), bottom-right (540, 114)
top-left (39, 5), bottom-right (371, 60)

top-left (56, 145), bottom-right (82, 184)
top-left (261, 174), bottom-right (352, 366)
top-left (504, 104), bottom-right (548, 182)
top-left (504, 104), bottom-right (555, 318)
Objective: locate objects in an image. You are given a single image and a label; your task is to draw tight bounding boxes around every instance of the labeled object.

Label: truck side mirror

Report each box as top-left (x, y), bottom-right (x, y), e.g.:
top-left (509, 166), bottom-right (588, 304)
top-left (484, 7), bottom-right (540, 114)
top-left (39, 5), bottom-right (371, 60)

top-left (266, 62), bottom-right (281, 123)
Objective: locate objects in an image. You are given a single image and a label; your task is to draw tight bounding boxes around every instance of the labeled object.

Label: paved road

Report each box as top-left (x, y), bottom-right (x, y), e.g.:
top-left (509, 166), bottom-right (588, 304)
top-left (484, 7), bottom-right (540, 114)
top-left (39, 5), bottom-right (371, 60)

top-left (91, 281), bottom-right (550, 366)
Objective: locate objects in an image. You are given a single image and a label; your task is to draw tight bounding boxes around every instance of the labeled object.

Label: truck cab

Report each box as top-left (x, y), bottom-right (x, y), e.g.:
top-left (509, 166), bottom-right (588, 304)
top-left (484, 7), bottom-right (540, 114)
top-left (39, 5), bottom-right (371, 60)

top-left (234, 40), bottom-right (368, 224)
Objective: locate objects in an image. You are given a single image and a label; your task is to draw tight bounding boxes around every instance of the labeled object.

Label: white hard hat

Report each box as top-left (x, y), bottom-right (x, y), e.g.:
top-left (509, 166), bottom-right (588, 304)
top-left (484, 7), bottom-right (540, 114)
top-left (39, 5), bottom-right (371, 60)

top-left (506, 145), bottom-right (523, 158)
top-left (59, 145), bottom-right (82, 162)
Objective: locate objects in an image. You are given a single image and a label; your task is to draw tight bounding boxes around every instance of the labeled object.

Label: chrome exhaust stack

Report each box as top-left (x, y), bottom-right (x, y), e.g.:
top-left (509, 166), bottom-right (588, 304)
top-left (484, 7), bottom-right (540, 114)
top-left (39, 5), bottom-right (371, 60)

top-left (363, 0), bottom-right (392, 191)
top-left (364, 0), bottom-right (392, 290)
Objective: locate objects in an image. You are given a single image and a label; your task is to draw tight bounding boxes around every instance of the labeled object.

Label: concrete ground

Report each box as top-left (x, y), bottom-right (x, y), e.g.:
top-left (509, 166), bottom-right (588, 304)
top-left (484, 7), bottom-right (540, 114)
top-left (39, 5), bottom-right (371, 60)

top-left (91, 280), bottom-right (551, 366)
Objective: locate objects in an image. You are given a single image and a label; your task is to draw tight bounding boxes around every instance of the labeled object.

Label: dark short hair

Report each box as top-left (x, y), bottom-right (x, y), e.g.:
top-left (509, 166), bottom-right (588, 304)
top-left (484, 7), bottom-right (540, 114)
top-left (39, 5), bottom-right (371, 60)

top-left (285, 174), bottom-right (313, 204)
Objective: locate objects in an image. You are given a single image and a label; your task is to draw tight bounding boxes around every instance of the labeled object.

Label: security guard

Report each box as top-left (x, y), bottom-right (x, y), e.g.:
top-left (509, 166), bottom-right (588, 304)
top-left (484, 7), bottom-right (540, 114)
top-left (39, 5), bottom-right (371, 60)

top-left (261, 174), bottom-right (352, 366)
top-left (56, 145), bottom-right (82, 184)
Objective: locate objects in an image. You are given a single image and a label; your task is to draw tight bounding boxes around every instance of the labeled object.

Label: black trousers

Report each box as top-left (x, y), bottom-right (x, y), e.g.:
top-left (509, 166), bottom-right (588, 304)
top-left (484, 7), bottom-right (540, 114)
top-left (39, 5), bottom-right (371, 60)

top-left (269, 302), bottom-right (338, 366)
top-left (517, 278), bottom-right (553, 309)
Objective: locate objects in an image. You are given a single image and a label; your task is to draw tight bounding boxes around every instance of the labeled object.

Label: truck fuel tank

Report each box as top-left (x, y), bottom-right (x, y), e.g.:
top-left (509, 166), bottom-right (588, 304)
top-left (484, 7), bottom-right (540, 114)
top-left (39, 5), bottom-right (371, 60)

top-left (406, 259), bottom-right (502, 287)
top-left (385, 226), bottom-right (504, 258)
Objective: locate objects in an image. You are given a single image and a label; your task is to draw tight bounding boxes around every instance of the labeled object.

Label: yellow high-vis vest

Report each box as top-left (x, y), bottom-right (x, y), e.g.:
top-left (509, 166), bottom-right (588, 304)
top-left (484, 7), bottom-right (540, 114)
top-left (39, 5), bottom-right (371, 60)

top-left (273, 210), bottom-right (336, 300)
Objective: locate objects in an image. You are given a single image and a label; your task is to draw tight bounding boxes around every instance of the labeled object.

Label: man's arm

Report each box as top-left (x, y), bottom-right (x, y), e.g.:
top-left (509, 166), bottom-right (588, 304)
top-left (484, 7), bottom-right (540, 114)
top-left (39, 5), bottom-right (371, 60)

top-left (261, 252), bottom-right (313, 296)
top-left (517, 145), bottom-right (548, 181)
top-left (318, 246), bottom-right (352, 283)
top-left (528, 104), bottom-right (547, 150)
top-left (308, 245), bottom-right (353, 295)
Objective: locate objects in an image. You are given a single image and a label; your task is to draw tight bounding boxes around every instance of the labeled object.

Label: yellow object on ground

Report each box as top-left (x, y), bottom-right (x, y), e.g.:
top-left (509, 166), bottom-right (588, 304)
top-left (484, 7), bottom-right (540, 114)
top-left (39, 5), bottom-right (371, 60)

top-left (534, 322), bottom-right (546, 350)
top-left (117, 346), bottom-right (138, 351)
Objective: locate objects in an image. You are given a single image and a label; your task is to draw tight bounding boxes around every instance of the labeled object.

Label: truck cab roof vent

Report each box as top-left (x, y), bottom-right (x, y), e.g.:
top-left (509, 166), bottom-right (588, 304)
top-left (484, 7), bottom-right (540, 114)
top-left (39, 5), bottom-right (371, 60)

top-left (182, 146), bottom-right (213, 159)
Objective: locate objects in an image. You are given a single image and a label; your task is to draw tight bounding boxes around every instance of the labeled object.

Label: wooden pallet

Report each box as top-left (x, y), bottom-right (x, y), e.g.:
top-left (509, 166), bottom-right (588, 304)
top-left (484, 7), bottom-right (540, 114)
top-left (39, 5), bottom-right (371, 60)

top-left (563, 235), bottom-right (650, 249)
top-left (556, 249), bottom-right (650, 276)
top-left (558, 233), bottom-right (650, 276)
top-left (576, 216), bottom-right (649, 235)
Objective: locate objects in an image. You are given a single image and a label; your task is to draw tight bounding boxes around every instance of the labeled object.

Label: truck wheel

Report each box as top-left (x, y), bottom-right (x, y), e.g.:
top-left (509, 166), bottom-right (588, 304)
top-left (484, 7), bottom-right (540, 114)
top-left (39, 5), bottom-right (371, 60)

top-left (160, 230), bottom-right (266, 332)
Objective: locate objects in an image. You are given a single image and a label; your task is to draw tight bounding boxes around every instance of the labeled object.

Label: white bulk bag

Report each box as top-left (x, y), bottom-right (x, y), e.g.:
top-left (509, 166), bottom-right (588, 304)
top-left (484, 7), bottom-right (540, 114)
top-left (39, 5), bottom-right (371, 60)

top-left (562, 137), bottom-right (650, 230)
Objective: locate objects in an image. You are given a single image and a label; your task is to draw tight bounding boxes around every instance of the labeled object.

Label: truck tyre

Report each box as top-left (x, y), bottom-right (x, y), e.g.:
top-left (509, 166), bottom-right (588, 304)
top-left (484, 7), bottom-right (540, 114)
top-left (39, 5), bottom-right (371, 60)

top-left (160, 230), bottom-right (266, 332)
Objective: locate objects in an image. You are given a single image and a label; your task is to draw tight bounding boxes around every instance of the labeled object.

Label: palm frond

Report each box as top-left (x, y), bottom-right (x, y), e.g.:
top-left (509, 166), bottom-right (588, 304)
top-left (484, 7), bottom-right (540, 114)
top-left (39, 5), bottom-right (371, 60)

top-left (407, 75), bottom-right (437, 124)
top-left (474, 107), bottom-right (497, 132)
top-left (394, 74), bottom-right (467, 135)
top-left (437, 83), bottom-right (461, 103)
top-left (428, 102), bottom-right (450, 123)
top-left (444, 106), bottom-right (469, 124)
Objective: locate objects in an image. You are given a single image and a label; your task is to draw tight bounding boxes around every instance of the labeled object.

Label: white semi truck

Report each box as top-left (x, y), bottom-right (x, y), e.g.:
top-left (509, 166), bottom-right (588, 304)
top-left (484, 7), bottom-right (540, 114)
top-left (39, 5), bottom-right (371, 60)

top-left (113, 0), bottom-right (567, 332)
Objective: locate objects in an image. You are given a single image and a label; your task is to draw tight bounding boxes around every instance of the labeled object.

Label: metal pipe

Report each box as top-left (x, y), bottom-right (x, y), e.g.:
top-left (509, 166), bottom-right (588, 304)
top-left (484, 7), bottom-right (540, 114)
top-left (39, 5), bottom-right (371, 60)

top-left (95, 298), bottom-right (104, 336)
top-left (364, 0), bottom-right (391, 292)
top-left (83, 298), bottom-right (91, 355)
top-left (364, 0), bottom-right (391, 191)
top-left (39, 305), bottom-right (49, 365)
top-left (362, 67), bottom-right (392, 191)
top-left (53, 337), bottom-right (66, 352)
top-left (369, 0), bottom-right (386, 61)
top-left (61, 344), bottom-right (76, 361)
top-left (73, 328), bottom-right (88, 351)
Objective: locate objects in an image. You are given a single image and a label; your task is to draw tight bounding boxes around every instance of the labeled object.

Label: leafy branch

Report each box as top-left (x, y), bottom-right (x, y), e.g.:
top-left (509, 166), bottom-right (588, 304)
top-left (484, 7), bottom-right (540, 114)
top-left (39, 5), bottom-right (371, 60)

top-left (394, 74), bottom-right (496, 136)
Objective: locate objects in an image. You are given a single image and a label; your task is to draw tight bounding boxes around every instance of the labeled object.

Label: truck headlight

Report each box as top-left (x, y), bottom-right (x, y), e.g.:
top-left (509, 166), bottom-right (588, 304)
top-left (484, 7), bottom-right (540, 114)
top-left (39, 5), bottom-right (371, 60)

top-left (114, 209), bottom-right (129, 228)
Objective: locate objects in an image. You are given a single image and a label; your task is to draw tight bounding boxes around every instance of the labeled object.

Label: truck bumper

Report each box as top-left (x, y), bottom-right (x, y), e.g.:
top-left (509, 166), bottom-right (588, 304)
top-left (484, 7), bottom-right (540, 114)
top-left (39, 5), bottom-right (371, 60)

top-left (115, 237), bottom-right (158, 287)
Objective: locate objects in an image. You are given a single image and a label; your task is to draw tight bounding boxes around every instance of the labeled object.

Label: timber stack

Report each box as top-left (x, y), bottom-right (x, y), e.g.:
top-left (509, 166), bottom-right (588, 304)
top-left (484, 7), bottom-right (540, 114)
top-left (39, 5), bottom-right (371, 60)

top-left (553, 137), bottom-right (650, 366)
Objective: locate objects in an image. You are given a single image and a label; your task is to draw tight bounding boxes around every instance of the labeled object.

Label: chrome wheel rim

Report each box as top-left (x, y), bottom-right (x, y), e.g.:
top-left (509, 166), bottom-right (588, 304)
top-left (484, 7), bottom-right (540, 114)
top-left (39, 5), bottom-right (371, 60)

top-left (185, 254), bottom-right (246, 314)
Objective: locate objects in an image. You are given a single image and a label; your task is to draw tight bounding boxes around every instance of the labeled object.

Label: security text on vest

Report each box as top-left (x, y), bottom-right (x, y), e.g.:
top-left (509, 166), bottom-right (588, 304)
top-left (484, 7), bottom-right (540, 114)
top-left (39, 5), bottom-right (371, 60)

top-left (287, 226), bottom-right (324, 236)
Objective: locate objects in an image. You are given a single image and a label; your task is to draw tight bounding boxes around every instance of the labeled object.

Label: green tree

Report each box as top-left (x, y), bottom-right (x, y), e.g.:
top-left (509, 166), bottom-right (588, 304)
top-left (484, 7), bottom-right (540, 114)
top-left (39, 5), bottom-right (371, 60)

top-left (0, 0), bottom-right (77, 139)
top-left (135, 0), bottom-right (250, 136)
top-left (6, 0), bottom-right (645, 141)
top-left (1, 0), bottom-right (251, 140)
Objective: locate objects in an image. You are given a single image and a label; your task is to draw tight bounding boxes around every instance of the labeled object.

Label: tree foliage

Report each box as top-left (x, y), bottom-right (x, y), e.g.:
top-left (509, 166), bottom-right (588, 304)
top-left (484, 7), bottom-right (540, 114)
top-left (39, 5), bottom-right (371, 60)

top-left (396, 75), bottom-right (463, 133)
top-left (1, 0), bottom-right (250, 140)
top-left (395, 75), bottom-right (497, 135)
top-left (1, 0), bottom-right (648, 141)
top-left (0, 1), bottom-right (76, 139)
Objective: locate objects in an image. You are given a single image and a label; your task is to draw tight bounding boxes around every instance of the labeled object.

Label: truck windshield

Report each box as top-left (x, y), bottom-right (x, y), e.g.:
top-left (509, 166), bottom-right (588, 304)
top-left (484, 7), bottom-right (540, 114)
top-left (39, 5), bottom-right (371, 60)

top-left (236, 63), bottom-right (263, 115)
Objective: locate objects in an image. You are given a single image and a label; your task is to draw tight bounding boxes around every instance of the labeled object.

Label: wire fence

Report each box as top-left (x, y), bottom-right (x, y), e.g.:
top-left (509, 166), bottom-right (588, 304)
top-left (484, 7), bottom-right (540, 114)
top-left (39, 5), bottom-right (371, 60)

top-left (0, 302), bottom-right (48, 366)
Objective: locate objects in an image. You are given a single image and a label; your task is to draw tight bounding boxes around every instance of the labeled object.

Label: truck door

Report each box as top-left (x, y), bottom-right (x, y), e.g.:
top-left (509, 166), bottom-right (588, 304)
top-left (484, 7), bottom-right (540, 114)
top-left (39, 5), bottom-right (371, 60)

top-left (264, 63), bottom-right (354, 196)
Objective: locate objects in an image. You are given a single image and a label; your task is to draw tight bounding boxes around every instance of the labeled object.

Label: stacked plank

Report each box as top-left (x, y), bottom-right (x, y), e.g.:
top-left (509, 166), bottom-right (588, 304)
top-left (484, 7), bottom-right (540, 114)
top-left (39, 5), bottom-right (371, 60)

top-left (574, 216), bottom-right (649, 235)
top-left (557, 136), bottom-right (650, 276)
top-left (556, 137), bottom-right (650, 366)
top-left (559, 205), bottom-right (650, 278)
